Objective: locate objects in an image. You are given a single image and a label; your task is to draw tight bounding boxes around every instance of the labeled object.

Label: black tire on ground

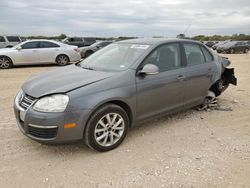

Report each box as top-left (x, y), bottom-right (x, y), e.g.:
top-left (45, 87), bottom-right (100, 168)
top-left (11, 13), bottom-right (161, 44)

top-left (244, 48), bottom-right (249, 54)
top-left (84, 104), bottom-right (129, 152)
top-left (56, 55), bottom-right (69, 66)
top-left (85, 51), bottom-right (93, 58)
top-left (229, 48), bottom-right (235, 54)
top-left (0, 56), bottom-right (13, 69)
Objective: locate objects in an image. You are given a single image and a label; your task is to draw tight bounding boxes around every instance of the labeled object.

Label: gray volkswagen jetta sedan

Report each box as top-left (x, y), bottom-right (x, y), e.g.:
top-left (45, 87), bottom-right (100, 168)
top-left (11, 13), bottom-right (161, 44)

top-left (14, 38), bottom-right (236, 151)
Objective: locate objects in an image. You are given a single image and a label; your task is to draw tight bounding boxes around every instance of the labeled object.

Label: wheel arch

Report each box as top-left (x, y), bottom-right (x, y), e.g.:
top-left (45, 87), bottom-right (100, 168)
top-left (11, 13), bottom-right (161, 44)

top-left (0, 55), bottom-right (14, 66)
top-left (84, 99), bottom-right (134, 134)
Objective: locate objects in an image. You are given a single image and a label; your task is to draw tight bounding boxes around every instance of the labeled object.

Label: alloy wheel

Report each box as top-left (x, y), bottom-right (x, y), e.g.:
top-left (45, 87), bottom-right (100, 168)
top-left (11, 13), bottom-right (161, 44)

top-left (0, 57), bottom-right (11, 69)
top-left (94, 113), bottom-right (125, 147)
top-left (57, 55), bottom-right (68, 66)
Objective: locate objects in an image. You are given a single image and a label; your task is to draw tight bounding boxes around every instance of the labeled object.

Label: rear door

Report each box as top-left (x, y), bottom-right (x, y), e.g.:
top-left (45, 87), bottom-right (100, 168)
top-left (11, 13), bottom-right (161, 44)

top-left (14, 41), bottom-right (40, 64)
top-left (136, 43), bottom-right (186, 120)
top-left (182, 43), bottom-right (215, 107)
top-left (39, 41), bottom-right (60, 63)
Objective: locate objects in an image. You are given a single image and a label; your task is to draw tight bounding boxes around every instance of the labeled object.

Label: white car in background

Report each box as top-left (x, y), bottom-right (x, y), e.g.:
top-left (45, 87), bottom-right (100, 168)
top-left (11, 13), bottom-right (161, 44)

top-left (0, 39), bottom-right (81, 69)
top-left (0, 36), bottom-right (22, 48)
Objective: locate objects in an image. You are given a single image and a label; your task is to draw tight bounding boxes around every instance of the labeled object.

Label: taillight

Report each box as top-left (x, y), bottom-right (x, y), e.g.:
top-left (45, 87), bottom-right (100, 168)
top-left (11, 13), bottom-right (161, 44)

top-left (74, 48), bottom-right (80, 53)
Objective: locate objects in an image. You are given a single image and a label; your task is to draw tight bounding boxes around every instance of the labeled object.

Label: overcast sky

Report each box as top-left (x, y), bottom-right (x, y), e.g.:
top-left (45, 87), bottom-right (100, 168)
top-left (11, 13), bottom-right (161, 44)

top-left (0, 0), bottom-right (250, 37)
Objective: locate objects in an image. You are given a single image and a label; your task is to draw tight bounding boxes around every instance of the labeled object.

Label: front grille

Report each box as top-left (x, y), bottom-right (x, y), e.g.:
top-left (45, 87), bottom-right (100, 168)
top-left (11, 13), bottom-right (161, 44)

top-left (28, 126), bottom-right (58, 139)
top-left (19, 94), bottom-right (36, 110)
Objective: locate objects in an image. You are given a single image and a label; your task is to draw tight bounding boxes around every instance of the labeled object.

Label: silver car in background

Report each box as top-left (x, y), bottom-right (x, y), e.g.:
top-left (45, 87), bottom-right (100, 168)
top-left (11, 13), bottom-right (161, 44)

top-left (80, 41), bottom-right (113, 58)
top-left (14, 38), bottom-right (236, 152)
top-left (0, 39), bottom-right (81, 69)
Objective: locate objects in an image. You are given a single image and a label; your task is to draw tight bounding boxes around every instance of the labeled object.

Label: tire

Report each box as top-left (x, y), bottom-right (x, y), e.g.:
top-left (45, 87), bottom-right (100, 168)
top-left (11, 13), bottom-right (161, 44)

top-left (84, 104), bottom-right (129, 152)
top-left (85, 51), bottom-right (93, 58)
top-left (56, 55), bottom-right (69, 66)
top-left (244, 48), bottom-right (249, 54)
top-left (229, 48), bottom-right (235, 54)
top-left (0, 56), bottom-right (13, 69)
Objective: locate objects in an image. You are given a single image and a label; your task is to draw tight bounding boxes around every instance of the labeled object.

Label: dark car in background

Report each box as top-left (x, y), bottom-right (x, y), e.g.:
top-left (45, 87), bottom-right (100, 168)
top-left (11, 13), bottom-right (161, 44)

top-left (14, 38), bottom-right (236, 152)
top-left (217, 41), bottom-right (249, 54)
top-left (204, 41), bottom-right (216, 48)
top-left (80, 41), bottom-right (113, 58)
top-left (62, 37), bottom-right (96, 47)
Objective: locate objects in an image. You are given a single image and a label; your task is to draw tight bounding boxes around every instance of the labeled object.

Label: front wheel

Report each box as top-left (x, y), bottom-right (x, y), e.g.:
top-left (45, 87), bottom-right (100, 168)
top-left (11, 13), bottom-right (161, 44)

top-left (0, 56), bottom-right (13, 69)
top-left (84, 104), bottom-right (129, 152)
top-left (56, 55), bottom-right (69, 66)
top-left (244, 48), bottom-right (249, 53)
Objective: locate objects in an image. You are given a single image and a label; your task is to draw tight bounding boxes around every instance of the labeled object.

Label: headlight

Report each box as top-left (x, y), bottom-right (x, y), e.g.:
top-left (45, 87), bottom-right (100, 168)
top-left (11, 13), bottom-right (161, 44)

top-left (33, 94), bottom-right (69, 112)
top-left (15, 90), bottom-right (24, 106)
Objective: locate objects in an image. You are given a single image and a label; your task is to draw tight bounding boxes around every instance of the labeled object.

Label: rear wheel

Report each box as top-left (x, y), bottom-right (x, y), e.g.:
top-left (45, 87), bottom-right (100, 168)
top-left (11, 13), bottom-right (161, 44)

top-left (56, 55), bottom-right (69, 66)
top-left (244, 48), bottom-right (249, 54)
top-left (84, 104), bottom-right (129, 152)
top-left (0, 56), bottom-right (13, 69)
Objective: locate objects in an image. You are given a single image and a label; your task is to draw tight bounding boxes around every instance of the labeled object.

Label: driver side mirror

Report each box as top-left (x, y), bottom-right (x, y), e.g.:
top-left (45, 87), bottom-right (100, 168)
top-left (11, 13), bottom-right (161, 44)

top-left (138, 64), bottom-right (159, 76)
top-left (16, 46), bottom-right (22, 51)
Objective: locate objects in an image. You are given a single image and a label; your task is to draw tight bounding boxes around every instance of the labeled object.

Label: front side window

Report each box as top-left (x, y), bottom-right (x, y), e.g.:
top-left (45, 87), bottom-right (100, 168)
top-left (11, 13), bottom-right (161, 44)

top-left (21, 42), bottom-right (39, 49)
top-left (142, 43), bottom-right (181, 72)
top-left (80, 43), bottom-right (149, 72)
top-left (40, 41), bottom-right (59, 48)
top-left (184, 43), bottom-right (206, 65)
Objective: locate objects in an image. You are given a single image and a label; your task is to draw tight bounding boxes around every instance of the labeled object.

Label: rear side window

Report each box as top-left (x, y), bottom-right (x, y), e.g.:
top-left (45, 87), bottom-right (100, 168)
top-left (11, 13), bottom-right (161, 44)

top-left (40, 41), bottom-right (59, 48)
top-left (6, 36), bottom-right (20, 42)
top-left (184, 43), bottom-right (206, 65)
top-left (21, 42), bottom-right (39, 49)
top-left (0, 36), bottom-right (5, 42)
top-left (201, 46), bottom-right (213, 62)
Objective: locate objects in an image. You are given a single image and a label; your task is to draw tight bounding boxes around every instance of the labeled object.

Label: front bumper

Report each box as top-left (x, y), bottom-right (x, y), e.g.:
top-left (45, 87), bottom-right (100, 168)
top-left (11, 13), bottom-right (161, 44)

top-left (14, 97), bottom-right (91, 143)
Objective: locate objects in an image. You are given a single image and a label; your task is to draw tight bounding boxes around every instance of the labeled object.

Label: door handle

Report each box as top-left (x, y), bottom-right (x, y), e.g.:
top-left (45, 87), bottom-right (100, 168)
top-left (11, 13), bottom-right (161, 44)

top-left (177, 75), bottom-right (186, 81)
top-left (207, 68), bottom-right (213, 77)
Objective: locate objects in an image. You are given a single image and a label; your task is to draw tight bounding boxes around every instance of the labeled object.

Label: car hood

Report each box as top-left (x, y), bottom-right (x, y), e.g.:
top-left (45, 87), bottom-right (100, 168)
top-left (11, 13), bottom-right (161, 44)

top-left (22, 64), bottom-right (114, 98)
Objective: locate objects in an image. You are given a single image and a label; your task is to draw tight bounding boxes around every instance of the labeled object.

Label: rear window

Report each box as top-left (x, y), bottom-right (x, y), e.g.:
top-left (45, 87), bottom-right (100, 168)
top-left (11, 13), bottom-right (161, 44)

top-left (6, 36), bottom-right (20, 42)
top-left (40, 41), bottom-right (59, 48)
top-left (0, 36), bottom-right (5, 42)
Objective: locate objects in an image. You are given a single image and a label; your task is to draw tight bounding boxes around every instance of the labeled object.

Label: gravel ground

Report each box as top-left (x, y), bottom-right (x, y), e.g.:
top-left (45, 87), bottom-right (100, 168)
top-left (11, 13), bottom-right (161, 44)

top-left (0, 54), bottom-right (250, 188)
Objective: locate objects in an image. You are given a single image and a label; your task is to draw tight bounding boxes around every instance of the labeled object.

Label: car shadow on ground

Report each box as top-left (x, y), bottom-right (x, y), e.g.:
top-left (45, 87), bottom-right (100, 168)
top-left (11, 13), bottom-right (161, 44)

top-left (13, 64), bottom-right (60, 69)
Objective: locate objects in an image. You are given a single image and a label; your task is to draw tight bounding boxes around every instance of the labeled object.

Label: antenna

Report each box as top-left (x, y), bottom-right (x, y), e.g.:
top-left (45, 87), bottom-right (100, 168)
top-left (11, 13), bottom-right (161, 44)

top-left (183, 24), bottom-right (191, 35)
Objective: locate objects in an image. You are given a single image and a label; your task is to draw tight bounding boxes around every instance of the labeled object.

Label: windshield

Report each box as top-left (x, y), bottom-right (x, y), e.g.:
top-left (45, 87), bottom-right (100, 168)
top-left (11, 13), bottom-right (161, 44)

top-left (79, 43), bottom-right (150, 72)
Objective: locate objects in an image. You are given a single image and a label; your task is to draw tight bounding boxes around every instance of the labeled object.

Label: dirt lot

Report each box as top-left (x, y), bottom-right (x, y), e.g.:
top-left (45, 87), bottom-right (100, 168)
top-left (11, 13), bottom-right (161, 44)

top-left (0, 54), bottom-right (250, 188)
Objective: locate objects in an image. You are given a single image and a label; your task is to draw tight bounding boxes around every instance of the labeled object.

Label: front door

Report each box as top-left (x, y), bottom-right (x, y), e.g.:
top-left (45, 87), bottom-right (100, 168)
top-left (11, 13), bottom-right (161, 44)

top-left (14, 41), bottom-right (40, 64)
top-left (136, 43), bottom-right (186, 121)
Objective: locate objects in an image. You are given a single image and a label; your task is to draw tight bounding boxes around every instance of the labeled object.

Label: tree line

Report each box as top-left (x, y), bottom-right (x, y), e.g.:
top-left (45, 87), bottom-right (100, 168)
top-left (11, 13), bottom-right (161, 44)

top-left (23, 33), bottom-right (250, 41)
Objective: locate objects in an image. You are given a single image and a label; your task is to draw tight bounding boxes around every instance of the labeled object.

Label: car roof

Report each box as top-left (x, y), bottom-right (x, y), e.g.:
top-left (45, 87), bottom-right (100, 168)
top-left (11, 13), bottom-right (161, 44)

top-left (117, 38), bottom-right (202, 46)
